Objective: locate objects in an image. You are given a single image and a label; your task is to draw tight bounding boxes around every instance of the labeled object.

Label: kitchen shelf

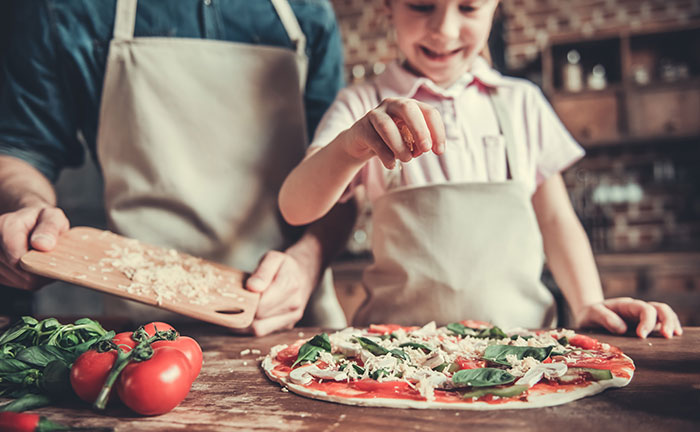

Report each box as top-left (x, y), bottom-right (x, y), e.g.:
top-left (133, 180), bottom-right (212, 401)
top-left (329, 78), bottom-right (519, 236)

top-left (542, 22), bottom-right (700, 147)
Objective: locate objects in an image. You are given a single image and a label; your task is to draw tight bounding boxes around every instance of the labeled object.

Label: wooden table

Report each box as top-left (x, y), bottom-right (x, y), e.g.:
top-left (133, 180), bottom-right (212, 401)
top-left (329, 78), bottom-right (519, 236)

top-left (5, 326), bottom-right (700, 431)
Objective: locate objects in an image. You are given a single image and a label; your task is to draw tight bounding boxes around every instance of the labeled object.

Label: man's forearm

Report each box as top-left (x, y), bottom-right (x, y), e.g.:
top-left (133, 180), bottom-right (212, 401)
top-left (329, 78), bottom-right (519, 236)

top-left (0, 155), bottom-right (56, 213)
top-left (285, 199), bottom-right (358, 288)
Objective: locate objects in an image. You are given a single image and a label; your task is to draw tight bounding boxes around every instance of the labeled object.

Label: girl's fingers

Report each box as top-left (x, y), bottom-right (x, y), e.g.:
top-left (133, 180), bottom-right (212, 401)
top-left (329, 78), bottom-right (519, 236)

top-left (649, 301), bottom-right (683, 338)
top-left (594, 304), bottom-right (628, 334)
top-left (416, 101), bottom-right (446, 155)
top-left (366, 110), bottom-right (408, 166)
top-left (385, 99), bottom-right (432, 156)
top-left (606, 298), bottom-right (657, 338)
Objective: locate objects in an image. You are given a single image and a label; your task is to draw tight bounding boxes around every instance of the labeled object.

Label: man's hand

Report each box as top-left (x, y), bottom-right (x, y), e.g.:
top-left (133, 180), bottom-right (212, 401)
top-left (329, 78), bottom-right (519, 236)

top-left (243, 250), bottom-right (315, 336)
top-left (575, 297), bottom-right (683, 339)
top-left (0, 205), bottom-right (69, 290)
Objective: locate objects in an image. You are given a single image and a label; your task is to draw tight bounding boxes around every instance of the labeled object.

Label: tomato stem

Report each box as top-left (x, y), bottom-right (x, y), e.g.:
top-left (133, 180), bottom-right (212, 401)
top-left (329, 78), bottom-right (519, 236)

top-left (92, 333), bottom-right (172, 411)
top-left (92, 349), bottom-right (131, 411)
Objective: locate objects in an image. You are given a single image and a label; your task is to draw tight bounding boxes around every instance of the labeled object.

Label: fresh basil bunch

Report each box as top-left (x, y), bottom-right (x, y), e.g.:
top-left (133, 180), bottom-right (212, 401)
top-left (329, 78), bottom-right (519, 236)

top-left (0, 316), bottom-right (113, 412)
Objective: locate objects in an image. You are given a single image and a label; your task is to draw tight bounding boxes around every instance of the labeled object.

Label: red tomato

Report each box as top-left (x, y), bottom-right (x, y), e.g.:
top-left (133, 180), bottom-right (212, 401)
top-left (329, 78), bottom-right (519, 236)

top-left (117, 346), bottom-right (192, 415)
top-left (275, 340), bottom-right (304, 366)
top-left (368, 324), bottom-right (418, 335)
top-left (455, 357), bottom-right (486, 370)
top-left (459, 320), bottom-right (491, 329)
top-left (113, 331), bottom-right (137, 352)
top-left (141, 321), bottom-right (176, 336)
top-left (569, 334), bottom-right (602, 350)
top-left (151, 336), bottom-right (203, 381)
top-left (0, 412), bottom-right (40, 432)
top-left (70, 349), bottom-right (118, 404)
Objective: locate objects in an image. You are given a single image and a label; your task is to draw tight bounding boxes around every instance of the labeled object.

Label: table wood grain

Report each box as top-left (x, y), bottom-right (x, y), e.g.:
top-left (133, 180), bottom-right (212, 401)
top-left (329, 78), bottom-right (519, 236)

top-left (3, 326), bottom-right (699, 432)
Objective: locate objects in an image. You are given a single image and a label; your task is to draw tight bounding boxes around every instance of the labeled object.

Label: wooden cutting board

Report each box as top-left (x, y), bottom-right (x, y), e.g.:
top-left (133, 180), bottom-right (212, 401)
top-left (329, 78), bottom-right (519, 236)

top-left (20, 226), bottom-right (259, 329)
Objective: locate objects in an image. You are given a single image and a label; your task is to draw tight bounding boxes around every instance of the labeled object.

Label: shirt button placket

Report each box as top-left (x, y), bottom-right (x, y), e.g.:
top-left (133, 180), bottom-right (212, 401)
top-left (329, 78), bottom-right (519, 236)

top-left (442, 100), bottom-right (460, 142)
top-left (202, 0), bottom-right (216, 38)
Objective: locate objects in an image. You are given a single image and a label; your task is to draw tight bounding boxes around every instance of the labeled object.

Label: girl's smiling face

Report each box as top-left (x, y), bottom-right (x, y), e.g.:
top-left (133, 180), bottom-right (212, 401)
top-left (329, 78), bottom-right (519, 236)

top-left (387, 0), bottom-right (499, 87)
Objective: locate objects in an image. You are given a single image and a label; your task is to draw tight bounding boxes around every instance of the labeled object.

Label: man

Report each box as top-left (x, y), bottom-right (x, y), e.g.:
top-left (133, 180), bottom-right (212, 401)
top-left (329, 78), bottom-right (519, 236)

top-left (0, 0), bottom-right (354, 335)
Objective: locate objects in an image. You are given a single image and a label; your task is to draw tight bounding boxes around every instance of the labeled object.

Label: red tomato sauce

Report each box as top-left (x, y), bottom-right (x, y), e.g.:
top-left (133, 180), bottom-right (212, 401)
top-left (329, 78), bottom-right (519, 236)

top-left (303, 379), bottom-right (528, 405)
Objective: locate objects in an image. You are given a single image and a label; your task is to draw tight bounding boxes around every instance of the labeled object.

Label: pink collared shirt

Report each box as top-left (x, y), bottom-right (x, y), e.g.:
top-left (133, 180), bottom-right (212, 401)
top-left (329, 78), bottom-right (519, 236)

top-left (309, 57), bottom-right (584, 203)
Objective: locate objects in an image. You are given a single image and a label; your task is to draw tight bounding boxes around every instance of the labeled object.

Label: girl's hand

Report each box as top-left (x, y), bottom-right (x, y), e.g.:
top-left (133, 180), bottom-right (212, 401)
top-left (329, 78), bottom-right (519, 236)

top-left (346, 97), bottom-right (446, 169)
top-left (575, 297), bottom-right (683, 339)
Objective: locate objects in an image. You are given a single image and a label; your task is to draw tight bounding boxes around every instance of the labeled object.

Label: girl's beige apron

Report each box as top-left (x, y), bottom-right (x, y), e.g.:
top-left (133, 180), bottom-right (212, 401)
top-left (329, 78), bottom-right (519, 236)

top-left (354, 90), bottom-right (557, 329)
top-left (96, 0), bottom-right (344, 326)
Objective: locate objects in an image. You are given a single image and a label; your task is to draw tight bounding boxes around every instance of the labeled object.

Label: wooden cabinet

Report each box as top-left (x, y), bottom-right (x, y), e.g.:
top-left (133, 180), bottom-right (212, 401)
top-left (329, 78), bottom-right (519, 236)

top-left (543, 25), bottom-right (700, 147)
top-left (551, 90), bottom-right (622, 144)
top-left (627, 83), bottom-right (700, 138)
top-left (596, 253), bottom-right (700, 326)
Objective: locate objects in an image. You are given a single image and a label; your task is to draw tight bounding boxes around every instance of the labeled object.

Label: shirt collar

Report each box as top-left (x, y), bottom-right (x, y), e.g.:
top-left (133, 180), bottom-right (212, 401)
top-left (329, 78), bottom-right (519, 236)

top-left (374, 56), bottom-right (509, 100)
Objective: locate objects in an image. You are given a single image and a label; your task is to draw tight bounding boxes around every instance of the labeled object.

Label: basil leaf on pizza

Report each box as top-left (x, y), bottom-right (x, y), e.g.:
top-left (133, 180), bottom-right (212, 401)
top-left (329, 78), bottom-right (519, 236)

top-left (452, 368), bottom-right (516, 387)
top-left (355, 336), bottom-right (408, 361)
top-left (292, 333), bottom-right (331, 367)
top-left (447, 323), bottom-right (508, 340)
top-left (399, 342), bottom-right (432, 353)
top-left (482, 345), bottom-right (555, 366)
top-left (263, 322), bottom-right (635, 410)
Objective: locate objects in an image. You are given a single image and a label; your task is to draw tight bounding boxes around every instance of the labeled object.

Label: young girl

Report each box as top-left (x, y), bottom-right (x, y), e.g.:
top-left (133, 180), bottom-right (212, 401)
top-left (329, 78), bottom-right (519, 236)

top-left (279, 0), bottom-right (682, 338)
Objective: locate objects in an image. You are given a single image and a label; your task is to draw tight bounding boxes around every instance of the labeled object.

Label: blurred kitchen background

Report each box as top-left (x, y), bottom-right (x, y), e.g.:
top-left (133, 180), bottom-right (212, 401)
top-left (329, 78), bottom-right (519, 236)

top-left (1, 0), bottom-right (698, 327)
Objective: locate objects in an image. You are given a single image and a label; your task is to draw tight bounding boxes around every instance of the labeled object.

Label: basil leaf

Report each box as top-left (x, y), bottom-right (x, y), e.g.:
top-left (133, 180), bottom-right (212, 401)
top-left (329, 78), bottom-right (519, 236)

top-left (15, 346), bottom-right (74, 368)
top-left (370, 368), bottom-right (389, 380)
top-left (0, 317), bottom-right (38, 346)
top-left (389, 349), bottom-right (408, 361)
top-left (446, 323), bottom-right (507, 339)
top-left (0, 359), bottom-right (31, 374)
top-left (292, 333), bottom-right (331, 368)
top-left (476, 327), bottom-right (508, 339)
top-left (352, 364), bottom-right (365, 375)
top-left (39, 360), bottom-right (72, 398)
top-left (0, 393), bottom-right (53, 412)
top-left (557, 336), bottom-right (569, 346)
top-left (399, 342), bottom-right (432, 353)
top-left (452, 368), bottom-right (516, 388)
top-left (446, 323), bottom-right (478, 337)
top-left (433, 363), bottom-right (447, 372)
top-left (355, 337), bottom-right (408, 361)
top-left (355, 337), bottom-right (389, 356)
top-left (482, 345), bottom-right (554, 366)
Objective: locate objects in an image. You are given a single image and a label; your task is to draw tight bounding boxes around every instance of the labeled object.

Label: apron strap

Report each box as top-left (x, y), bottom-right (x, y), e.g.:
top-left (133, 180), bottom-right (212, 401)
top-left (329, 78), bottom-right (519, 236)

top-left (270, 0), bottom-right (308, 90)
top-left (488, 89), bottom-right (524, 182)
top-left (113, 0), bottom-right (137, 40)
top-left (270, 0), bottom-right (307, 58)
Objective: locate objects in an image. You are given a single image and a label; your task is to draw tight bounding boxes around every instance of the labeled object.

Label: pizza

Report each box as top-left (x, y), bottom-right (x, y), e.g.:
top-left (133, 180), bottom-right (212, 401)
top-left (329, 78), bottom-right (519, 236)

top-left (262, 321), bottom-right (635, 410)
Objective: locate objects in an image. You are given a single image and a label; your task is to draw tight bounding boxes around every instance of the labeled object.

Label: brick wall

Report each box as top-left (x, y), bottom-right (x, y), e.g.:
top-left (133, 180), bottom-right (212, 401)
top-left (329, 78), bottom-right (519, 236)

top-left (503, 0), bottom-right (700, 70)
top-left (330, 0), bottom-right (700, 78)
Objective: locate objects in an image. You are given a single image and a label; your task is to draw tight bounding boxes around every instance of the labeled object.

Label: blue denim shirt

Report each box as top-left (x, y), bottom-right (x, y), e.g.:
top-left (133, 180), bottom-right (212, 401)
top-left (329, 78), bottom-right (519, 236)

top-left (0, 0), bottom-right (344, 181)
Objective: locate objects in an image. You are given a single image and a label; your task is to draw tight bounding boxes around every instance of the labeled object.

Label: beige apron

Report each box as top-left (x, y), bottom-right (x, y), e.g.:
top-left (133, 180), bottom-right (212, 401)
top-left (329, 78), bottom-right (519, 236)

top-left (95, 0), bottom-right (345, 327)
top-left (354, 90), bottom-right (556, 329)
